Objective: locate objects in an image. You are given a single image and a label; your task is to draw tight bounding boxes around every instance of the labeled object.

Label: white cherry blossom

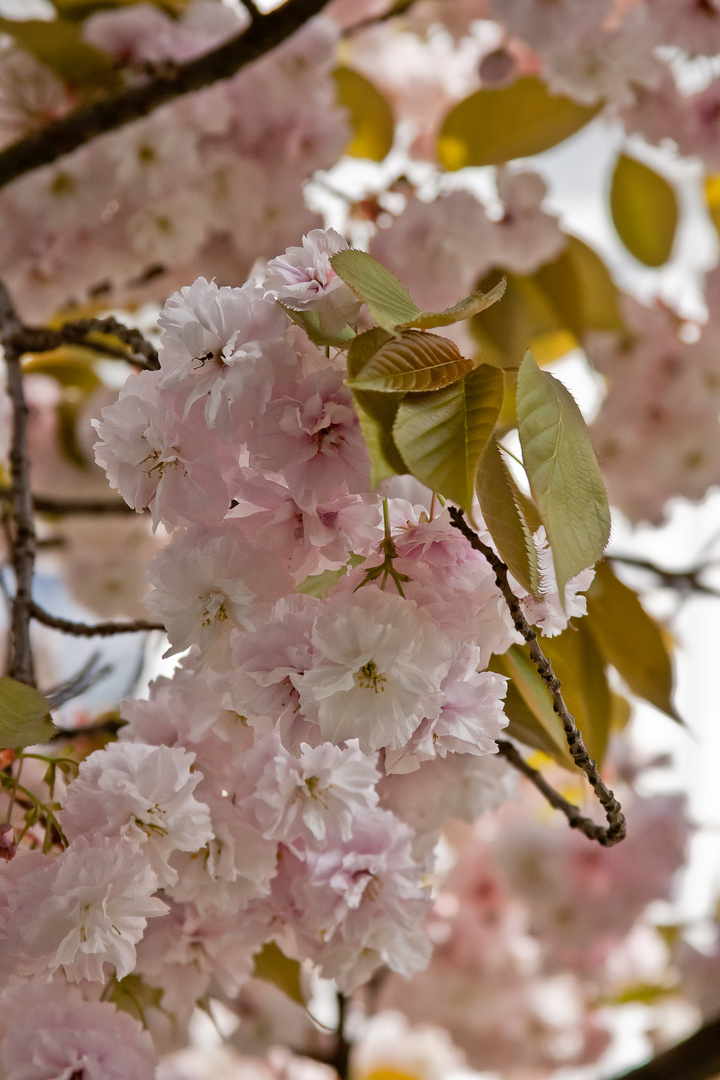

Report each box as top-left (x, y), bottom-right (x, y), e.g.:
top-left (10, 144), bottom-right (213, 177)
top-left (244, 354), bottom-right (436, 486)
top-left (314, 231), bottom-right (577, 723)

top-left (294, 588), bottom-right (452, 754)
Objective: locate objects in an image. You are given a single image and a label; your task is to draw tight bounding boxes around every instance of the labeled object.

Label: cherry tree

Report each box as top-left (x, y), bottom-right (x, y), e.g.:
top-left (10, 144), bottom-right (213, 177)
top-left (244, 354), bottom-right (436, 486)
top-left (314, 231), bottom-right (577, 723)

top-left (0, 2), bottom-right (719, 1079)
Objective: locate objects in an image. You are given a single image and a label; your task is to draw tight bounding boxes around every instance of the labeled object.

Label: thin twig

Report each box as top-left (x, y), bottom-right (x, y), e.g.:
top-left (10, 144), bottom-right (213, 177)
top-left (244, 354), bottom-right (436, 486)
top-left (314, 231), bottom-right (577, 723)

top-left (607, 1014), bottom-right (720, 1080)
top-left (450, 507), bottom-right (626, 846)
top-left (497, 740), bottom-right (619, 844)
top-left (1, 282), bottom-right (35, 685)
top-left (0, 0), bottom-right (332, 191)
top-left (30, 603), bottom-right (165, 637)
top-left (609, 553), bottom-right (720, 597)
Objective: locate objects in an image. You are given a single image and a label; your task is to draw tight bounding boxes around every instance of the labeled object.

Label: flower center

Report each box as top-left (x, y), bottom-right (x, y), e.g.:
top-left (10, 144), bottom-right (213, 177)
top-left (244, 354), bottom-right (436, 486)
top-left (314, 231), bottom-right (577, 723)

top-left (200, 589), bottom-right (229, 626)
top-left (355, 660), bottom-right (387, 693)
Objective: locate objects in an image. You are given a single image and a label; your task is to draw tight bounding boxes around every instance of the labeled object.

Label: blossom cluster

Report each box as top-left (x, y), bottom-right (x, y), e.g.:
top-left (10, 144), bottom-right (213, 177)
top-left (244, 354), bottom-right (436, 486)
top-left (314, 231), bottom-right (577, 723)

top-left (0, 227), bottom-right (596, 1074)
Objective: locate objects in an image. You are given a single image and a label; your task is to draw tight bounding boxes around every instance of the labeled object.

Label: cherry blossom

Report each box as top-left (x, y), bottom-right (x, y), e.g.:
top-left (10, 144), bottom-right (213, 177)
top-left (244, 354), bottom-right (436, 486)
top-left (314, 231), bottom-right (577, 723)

top-left (8, 837), bottom-right (167, 983)
top-left (60, 742), bottom-right (213, 888)
top-left (294, 587), bottom-right (452, 754)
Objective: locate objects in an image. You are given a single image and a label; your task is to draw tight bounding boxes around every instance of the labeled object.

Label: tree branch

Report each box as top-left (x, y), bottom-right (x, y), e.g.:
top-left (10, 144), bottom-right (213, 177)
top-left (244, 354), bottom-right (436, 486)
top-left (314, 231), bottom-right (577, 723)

top-left (608, 1015), bottom-right (720, 1080)
top-left (10, 317), bottom-right (160, 371)
top-left (0, 489), bottom-right (136, 515)
top-left (609, 553), bottom-right (720, 598)
top-left (1, 282), bottom-right (35, 685)
top-left (449, 507), bottom-right (626, 846)
top-left (496, 740), bottom-right (622, 844)
top-left (0, 0), bottom-right (333, 191)
top-left (30, 603), bottom-right (165, 637)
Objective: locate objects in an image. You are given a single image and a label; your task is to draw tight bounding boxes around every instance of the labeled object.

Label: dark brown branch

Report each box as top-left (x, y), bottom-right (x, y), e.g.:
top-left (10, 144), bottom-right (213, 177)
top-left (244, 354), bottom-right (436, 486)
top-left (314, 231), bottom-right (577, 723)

top-left (1, 282), bottom-right (35, 685)
top-left (450, 507), bottom-right (626, 847)
top-left (0, 488), bottom-right (137, 515)
top-left (608, 1015), bottom-right (720, 1080)
top-left (497, 740), bottom-right (620, 844)
top-left (0, 0), bottom-right (333, 191)
top-left (7, 316), bottom-right (159, 370)
top-left (30, 603), bottom-right (165, 637)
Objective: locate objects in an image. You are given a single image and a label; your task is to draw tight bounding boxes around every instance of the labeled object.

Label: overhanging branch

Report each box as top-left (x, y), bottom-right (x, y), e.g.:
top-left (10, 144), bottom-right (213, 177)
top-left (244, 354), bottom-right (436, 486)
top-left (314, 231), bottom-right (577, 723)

top-left (0, 0), bottom-right (332, 191)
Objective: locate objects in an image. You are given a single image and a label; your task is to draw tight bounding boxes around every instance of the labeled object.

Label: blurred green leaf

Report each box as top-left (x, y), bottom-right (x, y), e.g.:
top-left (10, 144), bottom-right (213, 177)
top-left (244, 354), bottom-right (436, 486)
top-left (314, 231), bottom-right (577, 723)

top-left (610, 153), bottom-right (678, 267)
top-left (516, 352), bottom-right (610, 605)
top-left (107, 974), bottom-right (164, 1026)
top-left (586, 560), bottom-right (680, 722)
top-left (492, 645), bottom-right (573, 768)
top-left (0, 678), bottom-right (55, 749)
top-left (333, 66), bottom-right (395, 162)
top-left (438, 77), bottom-right (600, 170)
top-left (541, 619), bottom-right (612, 766)
top-left (51, 0), bottom-right (185, 16)
top-left (472, 236), bottom-right (624, 369)
top-left (252, 943), bottom-right (305, 1006)
top-left (393, 363), bottom-right (503, 513)
top-left (0, 16), bottom-right (121, 95)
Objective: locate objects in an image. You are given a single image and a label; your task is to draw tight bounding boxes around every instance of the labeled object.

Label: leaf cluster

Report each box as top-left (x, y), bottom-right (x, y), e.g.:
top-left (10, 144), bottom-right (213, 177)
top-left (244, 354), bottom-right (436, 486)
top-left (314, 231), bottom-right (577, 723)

top-left (292, 248), bottom-right (679, 772)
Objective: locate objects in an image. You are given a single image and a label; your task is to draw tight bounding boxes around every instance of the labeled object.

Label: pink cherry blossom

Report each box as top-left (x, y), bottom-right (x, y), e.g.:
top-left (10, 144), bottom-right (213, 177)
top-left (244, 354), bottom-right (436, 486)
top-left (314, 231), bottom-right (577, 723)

top-left (61, 742), bottom-right (213, 888)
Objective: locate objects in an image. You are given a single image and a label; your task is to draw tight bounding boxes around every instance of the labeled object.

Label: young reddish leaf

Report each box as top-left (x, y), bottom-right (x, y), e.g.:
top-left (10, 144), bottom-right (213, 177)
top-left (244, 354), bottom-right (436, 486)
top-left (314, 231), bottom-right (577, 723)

top-left (347, 331), bottom-right (474, 393)
top-left (393, 364), bottom-right (503, 513)
top-left (516, 351), bottom-right (610, 606)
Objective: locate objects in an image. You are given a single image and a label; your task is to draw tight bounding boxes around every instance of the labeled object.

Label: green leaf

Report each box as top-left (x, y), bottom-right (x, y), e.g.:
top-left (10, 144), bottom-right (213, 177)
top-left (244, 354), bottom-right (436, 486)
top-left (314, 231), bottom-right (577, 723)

top-left (537, 235), bottom-right (624, 336)
top-left (252, 942), bottom-right (305, 1006)
top-left (347, 330), bottom-right (474, 393)
top-left (347, 327), bottom-right (407, 484)
top-left (471, 238), bottom-right (624, 370)
top-left (438, 77), bottom-right (600, 170)
top-left (278, 303), bottom-right (356, 349)
top-left (107, 974), bottom-right (164, 1026)
top-left (0, 678), bottom-right (55, 749)
top-left (541, 619), bottom-right (612, 767)
top-left (399, 279), bottom-right (507, 330)
top-left (51, 0), bottom-right (185, 17)
top-left (331, 249), bottom-right (421, 332)
top-left (333, 66), bottom-right (395, 162)
top-left (586, 560), bottom-right (680, 722)
top-left (393, 364), bottom-right (503, 512)
top-left (610, 153), bottom-right (679, 267)
top-left (353, 390), bottom-right (407, 485)
top-left (475, 437), bottom-right (540, 597)
top-left (0, 17), bottom-right (122, 96)
top-left (516, 351), bottom-right (610, 604)
top-left (705, 174), bottom-right (720, 239)
top-left (492, 646), bottom-right (573, 768)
